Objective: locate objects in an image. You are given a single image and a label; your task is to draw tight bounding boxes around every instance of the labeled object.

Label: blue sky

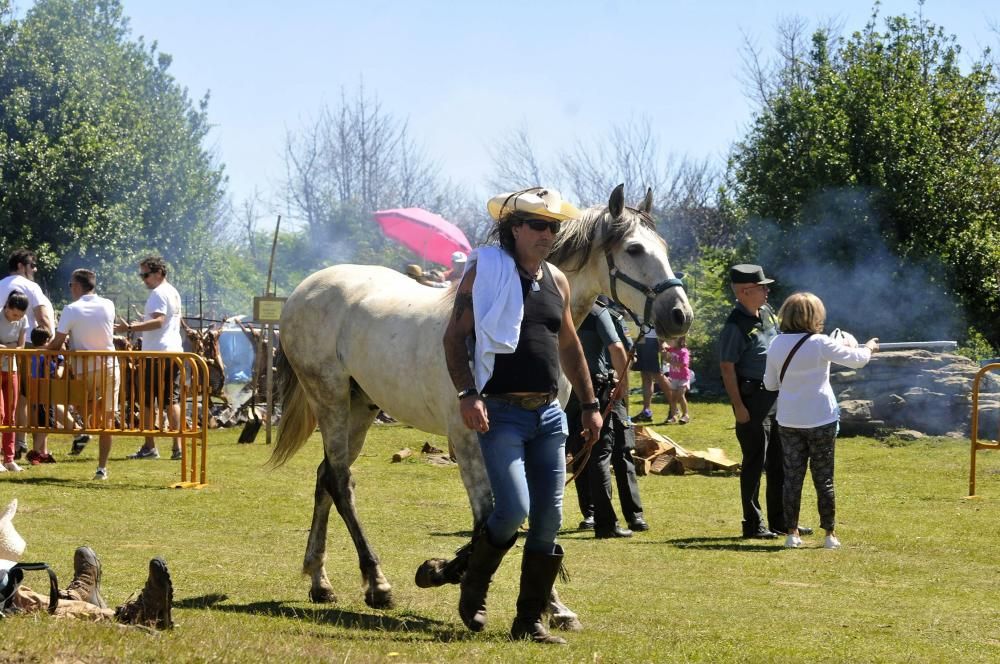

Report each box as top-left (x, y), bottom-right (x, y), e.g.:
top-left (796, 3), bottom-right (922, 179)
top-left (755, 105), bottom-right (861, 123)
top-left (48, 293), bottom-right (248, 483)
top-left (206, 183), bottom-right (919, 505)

top-left (107, 0), bottom-right (998, 216)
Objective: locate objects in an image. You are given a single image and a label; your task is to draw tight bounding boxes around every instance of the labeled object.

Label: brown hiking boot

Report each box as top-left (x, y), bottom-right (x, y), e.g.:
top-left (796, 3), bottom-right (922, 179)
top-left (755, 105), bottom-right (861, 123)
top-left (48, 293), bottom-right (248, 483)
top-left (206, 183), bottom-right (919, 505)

top-left (114, 557), bottom-right (173, 630)
top-left (60, 546), bottom-right (107, 609)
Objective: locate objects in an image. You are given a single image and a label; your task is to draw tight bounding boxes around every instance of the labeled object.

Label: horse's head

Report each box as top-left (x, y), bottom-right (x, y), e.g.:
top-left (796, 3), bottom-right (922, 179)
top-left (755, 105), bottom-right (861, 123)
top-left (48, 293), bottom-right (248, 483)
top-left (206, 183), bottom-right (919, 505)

top-left (548, 184), bottom-right (693, 339)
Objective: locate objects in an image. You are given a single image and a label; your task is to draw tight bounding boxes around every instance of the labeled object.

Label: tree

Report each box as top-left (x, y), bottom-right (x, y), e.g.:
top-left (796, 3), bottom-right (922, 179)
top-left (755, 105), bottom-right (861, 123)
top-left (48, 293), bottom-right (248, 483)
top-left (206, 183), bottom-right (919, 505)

top-left (487, 118), bottom-right (727, 265)
top-left (0, 0), bottom-right (225, 307)
top-left (729, 7), bottom-right (1000, 347)
top-left (282, 84), bottom-right (478, 271)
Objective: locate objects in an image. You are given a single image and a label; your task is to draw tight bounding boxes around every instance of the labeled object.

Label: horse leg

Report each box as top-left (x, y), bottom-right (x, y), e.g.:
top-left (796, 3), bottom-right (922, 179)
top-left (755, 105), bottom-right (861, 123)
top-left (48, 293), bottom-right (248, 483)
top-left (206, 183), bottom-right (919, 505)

top-left (303, 381), bottom-right (390, 607)
top-left (304, 461), bottom-right (338, 603)
top-left (415, 427), bottom-right (493, 589)
top-left (451, 428), bottom-right (493, 526)
top-left (548, 587), bottom-right (584, 632)
top-left (322, 383), bottom-right (393, 608)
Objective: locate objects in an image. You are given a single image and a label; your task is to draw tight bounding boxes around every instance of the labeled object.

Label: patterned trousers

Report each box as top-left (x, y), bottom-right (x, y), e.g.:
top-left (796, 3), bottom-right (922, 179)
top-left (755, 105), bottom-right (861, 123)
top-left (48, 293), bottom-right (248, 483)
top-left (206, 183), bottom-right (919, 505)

top-left (779, 422), bottom-right (838, 532)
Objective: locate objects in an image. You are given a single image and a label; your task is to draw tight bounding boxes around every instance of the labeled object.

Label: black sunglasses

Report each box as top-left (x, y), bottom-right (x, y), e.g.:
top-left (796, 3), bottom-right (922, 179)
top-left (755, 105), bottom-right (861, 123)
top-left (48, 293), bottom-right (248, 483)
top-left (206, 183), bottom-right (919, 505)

top-left (25, 261), bottom-right (36, 268)
top-left (140, 271), bottom-right (153, 279)
top-left (521, 219), bottom-right (561, 234)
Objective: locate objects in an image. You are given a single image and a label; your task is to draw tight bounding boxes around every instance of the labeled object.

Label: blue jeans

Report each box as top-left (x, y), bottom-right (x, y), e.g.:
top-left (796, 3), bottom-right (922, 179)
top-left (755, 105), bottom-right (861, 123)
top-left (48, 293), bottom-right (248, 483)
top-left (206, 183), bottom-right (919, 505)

top-left (479, 398), bottom-right (568, 554)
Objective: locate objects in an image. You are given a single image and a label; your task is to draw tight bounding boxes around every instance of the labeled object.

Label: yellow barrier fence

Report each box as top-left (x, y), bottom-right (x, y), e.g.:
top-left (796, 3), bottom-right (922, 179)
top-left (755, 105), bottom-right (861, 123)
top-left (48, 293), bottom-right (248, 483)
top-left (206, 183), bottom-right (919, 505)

top-left (968, 362), bottom-right (1000, 498)
top-left (0, 349), bottom-right (210, 488)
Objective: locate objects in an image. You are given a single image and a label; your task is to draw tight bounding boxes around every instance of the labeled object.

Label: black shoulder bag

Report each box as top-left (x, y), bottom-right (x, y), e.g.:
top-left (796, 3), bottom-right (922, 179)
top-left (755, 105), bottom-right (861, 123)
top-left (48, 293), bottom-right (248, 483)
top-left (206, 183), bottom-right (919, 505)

top-left (0, 562), bottom-right (59, 617)
top-left (779, 333), bottom-right (813, 385)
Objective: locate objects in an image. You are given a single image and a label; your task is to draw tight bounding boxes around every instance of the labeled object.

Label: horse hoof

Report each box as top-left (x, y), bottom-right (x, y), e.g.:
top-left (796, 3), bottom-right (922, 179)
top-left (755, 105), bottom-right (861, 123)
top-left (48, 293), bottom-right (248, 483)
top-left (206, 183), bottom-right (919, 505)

top-left (365, 588), bottom-right (395, 610)
top-left (309, 587), bottom-right (338, 604)
top-left (414, 559), bottom-right (449, 588)
top-left (550, 614), bottom-right (584, 632)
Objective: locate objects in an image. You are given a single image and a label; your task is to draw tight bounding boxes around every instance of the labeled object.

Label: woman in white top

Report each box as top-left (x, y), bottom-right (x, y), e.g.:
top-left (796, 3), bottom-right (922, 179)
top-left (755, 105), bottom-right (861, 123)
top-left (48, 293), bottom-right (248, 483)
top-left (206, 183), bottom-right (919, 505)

top-left (763, 292), bottom-right (878, 550)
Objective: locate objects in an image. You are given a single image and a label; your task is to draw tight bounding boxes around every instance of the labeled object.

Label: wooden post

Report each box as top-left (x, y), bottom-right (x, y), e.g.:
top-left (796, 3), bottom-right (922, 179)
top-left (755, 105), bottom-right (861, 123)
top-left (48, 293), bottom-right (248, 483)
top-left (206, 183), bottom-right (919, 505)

top-left (263, 216), bottom-right (280, 444)
top-left (265, 323), bottom-right (274, 445)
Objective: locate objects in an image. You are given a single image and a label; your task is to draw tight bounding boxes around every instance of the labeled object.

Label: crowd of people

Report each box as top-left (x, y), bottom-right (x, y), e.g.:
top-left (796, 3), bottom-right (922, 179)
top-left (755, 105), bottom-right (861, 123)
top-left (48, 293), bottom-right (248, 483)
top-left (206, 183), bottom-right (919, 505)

top-left (2, 189), bottom-right (881, 643)
top-left (0, 249), bottom-right (185, 480)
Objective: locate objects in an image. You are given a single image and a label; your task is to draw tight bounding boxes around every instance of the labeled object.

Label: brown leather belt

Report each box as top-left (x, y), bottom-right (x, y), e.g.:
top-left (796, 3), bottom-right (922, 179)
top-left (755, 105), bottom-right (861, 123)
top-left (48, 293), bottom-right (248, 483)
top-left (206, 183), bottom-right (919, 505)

top-left (484, 392), bottom-right (557, 410)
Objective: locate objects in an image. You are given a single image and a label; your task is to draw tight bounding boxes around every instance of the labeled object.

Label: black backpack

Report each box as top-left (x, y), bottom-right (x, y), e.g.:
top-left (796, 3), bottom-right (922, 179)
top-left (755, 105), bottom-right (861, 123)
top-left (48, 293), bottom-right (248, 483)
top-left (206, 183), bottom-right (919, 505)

top-left (0, 562), bottom-right (59, 617)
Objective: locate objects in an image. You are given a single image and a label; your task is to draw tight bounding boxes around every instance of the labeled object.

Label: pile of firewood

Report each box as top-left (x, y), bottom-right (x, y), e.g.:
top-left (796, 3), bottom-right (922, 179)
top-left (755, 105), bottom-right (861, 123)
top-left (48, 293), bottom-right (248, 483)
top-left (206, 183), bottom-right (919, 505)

top-left (632, 426), bottom-right (740, 476)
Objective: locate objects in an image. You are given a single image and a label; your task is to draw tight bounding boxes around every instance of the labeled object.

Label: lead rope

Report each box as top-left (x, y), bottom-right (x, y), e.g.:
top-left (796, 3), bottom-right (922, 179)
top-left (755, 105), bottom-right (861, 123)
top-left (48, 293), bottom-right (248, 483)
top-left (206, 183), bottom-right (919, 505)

top-left (565, 328), bottom-right (646, 486)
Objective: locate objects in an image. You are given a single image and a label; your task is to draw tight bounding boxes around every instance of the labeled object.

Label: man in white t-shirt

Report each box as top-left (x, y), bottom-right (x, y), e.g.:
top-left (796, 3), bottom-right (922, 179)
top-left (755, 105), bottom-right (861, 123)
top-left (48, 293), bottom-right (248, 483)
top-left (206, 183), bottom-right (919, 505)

top-left (0, 249), bottom-right (55, 334)
top-left (114, 256), bottom-right (183, 461)
top-left (47, 269), bottom-right (118, 481)
top-left (0, 249), bottom-right (56, 459)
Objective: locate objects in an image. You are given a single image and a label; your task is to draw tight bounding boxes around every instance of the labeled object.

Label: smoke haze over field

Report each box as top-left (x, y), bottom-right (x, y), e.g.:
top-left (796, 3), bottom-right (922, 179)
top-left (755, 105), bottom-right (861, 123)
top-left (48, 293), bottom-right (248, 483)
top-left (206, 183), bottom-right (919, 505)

top-left (748, 188), bottom-right (964, 343)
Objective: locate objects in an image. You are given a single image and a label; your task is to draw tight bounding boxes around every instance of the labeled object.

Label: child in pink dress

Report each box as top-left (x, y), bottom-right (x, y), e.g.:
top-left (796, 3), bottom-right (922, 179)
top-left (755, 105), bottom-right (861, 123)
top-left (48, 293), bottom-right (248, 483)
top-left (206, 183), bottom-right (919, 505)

top-left (663, 336), bottom-right (691, 424)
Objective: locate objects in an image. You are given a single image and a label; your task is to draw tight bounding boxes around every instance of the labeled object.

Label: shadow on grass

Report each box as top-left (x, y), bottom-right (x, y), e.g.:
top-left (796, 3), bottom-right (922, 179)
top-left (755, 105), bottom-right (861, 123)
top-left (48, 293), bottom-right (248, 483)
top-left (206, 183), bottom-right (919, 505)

top-left (8, 476), bottom-right (166, 491)
top-left (427, 529), bottom-right (474, 538)
top-left (664, 536), bottom-right (784, 552)
top-left (176, 592), bottom-right (459, 636)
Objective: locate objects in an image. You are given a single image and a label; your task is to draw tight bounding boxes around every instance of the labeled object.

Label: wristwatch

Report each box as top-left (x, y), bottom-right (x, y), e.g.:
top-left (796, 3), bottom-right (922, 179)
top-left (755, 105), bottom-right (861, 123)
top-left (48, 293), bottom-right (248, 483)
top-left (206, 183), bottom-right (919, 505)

top-left (457, 387), bottom-right (479, 400)
top-left (581, 400), bottom-right (601, 412)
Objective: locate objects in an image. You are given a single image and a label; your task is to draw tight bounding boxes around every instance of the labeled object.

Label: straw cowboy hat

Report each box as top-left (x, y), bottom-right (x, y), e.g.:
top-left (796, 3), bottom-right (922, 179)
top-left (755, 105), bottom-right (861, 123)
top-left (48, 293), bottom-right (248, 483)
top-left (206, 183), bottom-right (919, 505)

top-left (486, 187), bottom-right (581, 223)
top-left (405, 264), bottom-right (424, 278)
top-left (0, 499), bottom-right (26, 562)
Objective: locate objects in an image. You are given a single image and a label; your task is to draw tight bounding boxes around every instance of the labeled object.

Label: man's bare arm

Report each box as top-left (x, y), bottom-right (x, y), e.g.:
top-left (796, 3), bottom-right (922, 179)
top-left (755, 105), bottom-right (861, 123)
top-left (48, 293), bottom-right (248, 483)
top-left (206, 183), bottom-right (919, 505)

top-left (551, 268), bottom-right (596, 404)
top-left (35, 304), bottom-right (54, 333)
top-left (46, 331), bottom-right (68, 351)
top-left (442, 265), bottom-right (477, 391)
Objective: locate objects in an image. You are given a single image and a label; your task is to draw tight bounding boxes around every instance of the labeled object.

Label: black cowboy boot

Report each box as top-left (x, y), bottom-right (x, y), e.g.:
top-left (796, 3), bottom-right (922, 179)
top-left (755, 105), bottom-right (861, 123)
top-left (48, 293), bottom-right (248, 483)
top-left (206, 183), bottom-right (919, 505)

top-left (510, 545), bottom-right (568, 645)
top-left (59, 546), bottom-right (107, 608)
top-left (114, 557), bottom-right (173, 630)
top-left (458, 526), bottom-right (514, 632)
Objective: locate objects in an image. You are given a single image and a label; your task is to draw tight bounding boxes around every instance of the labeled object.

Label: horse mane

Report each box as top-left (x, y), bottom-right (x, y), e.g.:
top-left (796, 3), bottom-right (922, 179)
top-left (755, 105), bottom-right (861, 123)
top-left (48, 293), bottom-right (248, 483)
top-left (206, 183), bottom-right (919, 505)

top-left (547, 204), bottom-right (658, 272)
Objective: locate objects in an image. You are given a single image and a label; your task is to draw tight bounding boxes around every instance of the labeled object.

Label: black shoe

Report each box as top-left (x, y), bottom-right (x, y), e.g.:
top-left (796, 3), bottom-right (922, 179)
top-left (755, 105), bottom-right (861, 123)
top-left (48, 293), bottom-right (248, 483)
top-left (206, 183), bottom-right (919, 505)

top-left (595, 525), bottom-right (633, 539)
top-left (578, 516), bottom-right (595, 530)
top-left (70, 435), bottom-right (90, 455)
top-left (772, 525), bottom-right (814, 536)
top-left (14, 441), bottom-right (28, 460)
top-left (627, 516), bottom-right (650, 532)
top-left (631, 410), bottom-right (653, 423)
top-left (742, 525), bottom-right (778, 540)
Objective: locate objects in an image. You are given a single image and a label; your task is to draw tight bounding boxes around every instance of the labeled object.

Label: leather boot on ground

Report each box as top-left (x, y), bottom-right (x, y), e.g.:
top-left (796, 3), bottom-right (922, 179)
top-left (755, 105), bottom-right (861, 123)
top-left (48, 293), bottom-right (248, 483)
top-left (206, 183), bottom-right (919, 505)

top-left (458, 526), bottom-right (514, 632)
top-left (59, 546), bottom-right (107, 608)
top-left (510, 545), bottom-right (568, 645)
top-left (114, 557), bottom-right (173, 630)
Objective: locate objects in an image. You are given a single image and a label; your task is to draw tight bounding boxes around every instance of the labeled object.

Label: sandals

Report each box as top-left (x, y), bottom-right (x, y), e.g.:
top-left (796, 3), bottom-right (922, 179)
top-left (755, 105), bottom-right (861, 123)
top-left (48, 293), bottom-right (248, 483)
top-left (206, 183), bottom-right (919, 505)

top-left (679, 414), bottom-right (690, 424)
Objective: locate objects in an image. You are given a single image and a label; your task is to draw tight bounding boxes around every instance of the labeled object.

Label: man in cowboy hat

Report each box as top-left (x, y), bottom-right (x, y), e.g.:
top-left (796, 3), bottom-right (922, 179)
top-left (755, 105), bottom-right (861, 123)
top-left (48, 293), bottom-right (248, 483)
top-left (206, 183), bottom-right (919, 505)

top-left (443, 187), bottom-right (600, 645)
top-left (0, 498), bottom-right (173, 628)
top-left (719, 264), bottom-right (812, 540)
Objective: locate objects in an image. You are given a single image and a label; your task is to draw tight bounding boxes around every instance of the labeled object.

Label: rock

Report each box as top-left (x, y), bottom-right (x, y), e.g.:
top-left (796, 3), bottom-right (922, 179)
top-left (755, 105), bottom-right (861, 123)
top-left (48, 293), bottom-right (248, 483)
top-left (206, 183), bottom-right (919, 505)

top-left (894, 430), bottom-right (924, 440)
top-left (833, 351), bottom-right (987, 437)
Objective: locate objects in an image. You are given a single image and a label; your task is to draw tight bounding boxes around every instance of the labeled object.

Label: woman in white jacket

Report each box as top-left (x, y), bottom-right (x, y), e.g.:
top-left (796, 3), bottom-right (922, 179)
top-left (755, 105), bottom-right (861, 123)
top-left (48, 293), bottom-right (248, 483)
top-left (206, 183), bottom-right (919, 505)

top-left (763, 293), bottom-right (877, 550)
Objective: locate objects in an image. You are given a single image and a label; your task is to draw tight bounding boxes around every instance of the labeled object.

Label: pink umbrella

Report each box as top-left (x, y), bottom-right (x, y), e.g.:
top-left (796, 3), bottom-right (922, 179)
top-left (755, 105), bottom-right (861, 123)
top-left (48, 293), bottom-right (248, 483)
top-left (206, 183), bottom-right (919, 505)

top-left (373, 207), bottom-right (472, 266)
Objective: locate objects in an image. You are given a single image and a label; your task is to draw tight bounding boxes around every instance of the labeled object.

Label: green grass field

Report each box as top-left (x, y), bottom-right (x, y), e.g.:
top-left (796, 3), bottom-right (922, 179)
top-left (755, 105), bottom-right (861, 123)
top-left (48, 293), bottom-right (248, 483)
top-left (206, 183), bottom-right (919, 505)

top-left (3, 396), bottom-right (999, 663)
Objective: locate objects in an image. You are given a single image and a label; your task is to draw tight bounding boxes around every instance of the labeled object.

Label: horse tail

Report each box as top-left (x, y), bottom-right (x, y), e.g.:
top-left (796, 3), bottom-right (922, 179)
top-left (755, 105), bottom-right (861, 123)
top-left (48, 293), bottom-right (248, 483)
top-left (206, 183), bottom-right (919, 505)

top-left (269, 348), bottom-right (317, 468)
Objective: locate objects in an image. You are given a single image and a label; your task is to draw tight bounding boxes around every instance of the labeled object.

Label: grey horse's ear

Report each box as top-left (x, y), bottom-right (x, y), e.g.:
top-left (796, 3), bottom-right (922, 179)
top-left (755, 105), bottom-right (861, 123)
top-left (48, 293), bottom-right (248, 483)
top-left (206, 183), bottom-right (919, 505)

top-left (639, 188), bottom-right (653, 213)
top-left (609, 184), bottom-right (625, 219)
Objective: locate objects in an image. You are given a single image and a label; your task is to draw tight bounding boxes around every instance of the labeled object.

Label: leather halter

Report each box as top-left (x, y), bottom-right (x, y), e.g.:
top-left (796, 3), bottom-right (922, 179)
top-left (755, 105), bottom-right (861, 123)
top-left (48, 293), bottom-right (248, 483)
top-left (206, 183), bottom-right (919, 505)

top-left (604, 250), bottom-right (685, 334)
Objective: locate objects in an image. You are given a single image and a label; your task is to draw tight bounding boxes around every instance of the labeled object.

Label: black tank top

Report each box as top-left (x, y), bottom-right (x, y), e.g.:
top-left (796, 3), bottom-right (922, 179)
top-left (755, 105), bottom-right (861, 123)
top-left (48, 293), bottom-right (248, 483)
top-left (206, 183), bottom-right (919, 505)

top-left (483, 262), bottom-right (563, 394)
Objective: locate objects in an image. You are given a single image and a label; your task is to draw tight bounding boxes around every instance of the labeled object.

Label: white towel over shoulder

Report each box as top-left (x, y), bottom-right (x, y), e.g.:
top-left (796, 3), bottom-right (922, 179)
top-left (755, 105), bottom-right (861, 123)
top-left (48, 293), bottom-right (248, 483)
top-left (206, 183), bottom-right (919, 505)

top-left (468, 246), bottom-right (524, 392)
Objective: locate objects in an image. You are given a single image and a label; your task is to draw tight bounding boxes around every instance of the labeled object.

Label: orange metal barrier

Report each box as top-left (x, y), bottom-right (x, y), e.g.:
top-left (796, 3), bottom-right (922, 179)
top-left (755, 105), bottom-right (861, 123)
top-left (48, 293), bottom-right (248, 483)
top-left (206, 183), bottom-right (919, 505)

top-left (0, 349), bottom-right (210, 488)
top-left (968, 362), bottom-right (1000, 498)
